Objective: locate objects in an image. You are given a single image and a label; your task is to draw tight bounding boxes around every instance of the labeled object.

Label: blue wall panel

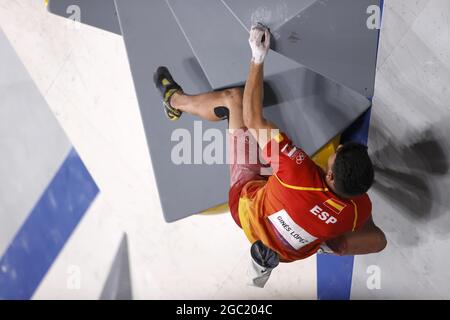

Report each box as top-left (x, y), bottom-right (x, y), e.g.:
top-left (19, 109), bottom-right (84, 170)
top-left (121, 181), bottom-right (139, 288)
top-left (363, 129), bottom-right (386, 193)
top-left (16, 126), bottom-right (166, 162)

top-left (0, 149), bottom-right (98, 300)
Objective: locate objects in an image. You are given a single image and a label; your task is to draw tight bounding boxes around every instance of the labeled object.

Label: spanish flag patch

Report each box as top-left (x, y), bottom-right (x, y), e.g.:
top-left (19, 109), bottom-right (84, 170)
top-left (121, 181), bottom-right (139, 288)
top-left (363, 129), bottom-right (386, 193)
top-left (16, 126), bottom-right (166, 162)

top-left (323, 198), bottom-right (347, 215)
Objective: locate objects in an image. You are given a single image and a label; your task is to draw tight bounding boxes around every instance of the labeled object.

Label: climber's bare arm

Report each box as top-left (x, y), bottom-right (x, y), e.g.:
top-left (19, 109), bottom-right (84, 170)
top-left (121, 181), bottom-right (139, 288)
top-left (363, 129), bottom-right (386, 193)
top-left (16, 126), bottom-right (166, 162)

top-left (244, 24), bottom-right (279, 147)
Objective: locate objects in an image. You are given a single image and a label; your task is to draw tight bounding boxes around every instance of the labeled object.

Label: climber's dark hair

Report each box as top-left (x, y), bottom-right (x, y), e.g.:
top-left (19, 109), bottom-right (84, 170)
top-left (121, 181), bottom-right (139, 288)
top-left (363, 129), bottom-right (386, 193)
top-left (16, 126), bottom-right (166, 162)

top-left (332, 142), bottom-right (374, 197)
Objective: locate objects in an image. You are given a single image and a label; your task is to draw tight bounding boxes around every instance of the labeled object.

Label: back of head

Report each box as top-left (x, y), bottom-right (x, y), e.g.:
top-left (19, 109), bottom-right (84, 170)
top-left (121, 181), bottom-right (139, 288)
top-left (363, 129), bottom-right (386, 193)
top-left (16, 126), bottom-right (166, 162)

top-left (332, 142), bottom-right (374, 198)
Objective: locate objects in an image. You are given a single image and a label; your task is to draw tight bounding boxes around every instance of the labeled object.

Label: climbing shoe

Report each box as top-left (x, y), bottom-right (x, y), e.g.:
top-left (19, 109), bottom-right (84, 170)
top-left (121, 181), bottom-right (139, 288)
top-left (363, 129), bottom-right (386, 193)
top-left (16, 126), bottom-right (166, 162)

top-left (153, 66), bottom-right (183, 121)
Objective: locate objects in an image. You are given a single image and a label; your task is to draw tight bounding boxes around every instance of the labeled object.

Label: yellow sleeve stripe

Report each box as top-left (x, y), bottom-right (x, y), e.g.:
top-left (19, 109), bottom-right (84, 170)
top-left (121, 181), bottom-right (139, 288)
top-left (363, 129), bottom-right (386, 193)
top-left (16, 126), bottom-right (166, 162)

top-left (274, 174), bottom-right (329, 192)
top-left (350, 200), bottom-right (359, 231)
top-left (274, 133), bottom-right (284, 144)
top-left (238, 197), bottom-right (258, 244)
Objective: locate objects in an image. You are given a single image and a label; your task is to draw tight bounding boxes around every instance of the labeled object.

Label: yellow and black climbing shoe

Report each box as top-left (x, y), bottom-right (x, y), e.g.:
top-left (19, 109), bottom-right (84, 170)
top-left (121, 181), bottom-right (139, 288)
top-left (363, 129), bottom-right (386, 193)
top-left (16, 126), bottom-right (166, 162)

top-left (153, 66), bottom-right (183, 121)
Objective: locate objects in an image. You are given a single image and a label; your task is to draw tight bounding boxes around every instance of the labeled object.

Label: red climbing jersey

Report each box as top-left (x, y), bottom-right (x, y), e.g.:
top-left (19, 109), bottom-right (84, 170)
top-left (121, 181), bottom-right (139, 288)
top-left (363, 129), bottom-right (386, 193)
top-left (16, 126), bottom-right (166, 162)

top-left (234, 132), bottom-right (372, 262)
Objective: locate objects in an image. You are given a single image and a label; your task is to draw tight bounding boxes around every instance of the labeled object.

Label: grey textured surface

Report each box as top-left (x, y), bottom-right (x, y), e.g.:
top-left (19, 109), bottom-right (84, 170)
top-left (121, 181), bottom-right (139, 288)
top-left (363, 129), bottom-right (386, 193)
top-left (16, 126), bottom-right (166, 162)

top-left (222, 0), bottom-right (316, 30)
top-left (263, 75), bottom-right (371, 151)
top-left (47, 0), bottom-right (121, 35)
top-left (274, 0), bottom-right (381, 98)
top-left (350, 0), bottom-right (450, 299)
top-left (100, 234), bottom-right (132, 300)
top-left (167, 0), bottom-right (300, 90)
top-left (115, 0), bottom-right (230, 222)
top-left (114, 0), bottom-right (373, 222)
top-left (0, 28), bottom-right (71, 254)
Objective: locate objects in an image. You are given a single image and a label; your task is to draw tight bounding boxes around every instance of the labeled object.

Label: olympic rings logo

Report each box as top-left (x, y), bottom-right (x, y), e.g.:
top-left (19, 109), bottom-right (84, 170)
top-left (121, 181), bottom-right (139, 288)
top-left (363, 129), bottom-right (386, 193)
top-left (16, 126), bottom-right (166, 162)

top-left (295, 152), bottom-right (306, 165)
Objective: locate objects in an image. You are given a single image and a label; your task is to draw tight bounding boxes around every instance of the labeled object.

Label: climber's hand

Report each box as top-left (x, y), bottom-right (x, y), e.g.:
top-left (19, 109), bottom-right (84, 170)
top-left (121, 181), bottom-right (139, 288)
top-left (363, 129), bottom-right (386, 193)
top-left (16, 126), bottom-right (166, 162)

top-left (249, 24), bottom-right (270, 64)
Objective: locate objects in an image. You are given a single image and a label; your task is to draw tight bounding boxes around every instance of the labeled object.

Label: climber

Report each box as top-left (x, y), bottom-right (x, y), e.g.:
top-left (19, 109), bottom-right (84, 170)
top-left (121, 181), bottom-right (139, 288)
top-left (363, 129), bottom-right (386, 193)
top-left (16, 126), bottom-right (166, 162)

top-left (153, 23), bottom-right (387, 263)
